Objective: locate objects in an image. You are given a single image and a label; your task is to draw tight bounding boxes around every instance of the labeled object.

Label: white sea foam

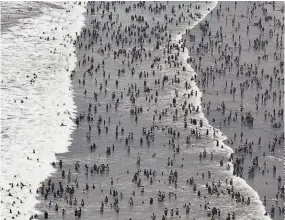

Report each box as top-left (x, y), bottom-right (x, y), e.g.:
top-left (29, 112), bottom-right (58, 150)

top-left (1, 2), bottom-right (85, 219)
top-left (265, 155), bottom-right (284, 163)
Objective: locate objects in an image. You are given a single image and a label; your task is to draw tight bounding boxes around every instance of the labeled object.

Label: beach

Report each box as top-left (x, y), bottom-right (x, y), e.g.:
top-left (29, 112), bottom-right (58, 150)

top-left (33, 1), bottom-right (283, 220)
top-left (1, 1), bottom-right (284, 220)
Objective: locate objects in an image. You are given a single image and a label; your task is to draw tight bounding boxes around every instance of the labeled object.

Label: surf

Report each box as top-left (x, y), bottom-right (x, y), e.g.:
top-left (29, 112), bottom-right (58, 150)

top-left (1, 2), bottom-right (85, 219)
top-left (177, 2), bottom-right (271, 219)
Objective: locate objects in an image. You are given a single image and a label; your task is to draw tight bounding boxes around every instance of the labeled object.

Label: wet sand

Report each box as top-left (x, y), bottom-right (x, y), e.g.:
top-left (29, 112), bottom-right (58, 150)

top-left (31, 2), bottom-right (284, 220)
top-left (183, 1), bottom-right (284, 219)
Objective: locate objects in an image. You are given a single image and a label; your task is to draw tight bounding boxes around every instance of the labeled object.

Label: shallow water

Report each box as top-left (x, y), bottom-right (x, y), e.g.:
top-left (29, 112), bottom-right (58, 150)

top-left (34, 2), bottom-right (272, 220)
top-left (183, 1), bottom-right (284, 219)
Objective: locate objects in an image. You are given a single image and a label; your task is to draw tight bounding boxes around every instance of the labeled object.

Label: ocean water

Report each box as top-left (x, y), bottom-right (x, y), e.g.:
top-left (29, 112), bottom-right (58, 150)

top-left (166, 4), bottom-right (271, 220)
top-left (1, 1), bottom-right (273, 220)
top-left (1, 2), bottom-right (85, 219)
top-left (35, 1), bottom-right (272, 220)
top-left (175, 13), bottom-right (271, 220)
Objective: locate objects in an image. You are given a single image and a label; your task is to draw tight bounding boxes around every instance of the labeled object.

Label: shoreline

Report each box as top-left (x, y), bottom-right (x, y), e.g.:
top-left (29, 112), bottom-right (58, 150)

top-left (32, 2), bottom-right (284, 220)
top-left (1, 2), bottom-right (86, 219)
top-left (184, 1), bottom-right (284, 219)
